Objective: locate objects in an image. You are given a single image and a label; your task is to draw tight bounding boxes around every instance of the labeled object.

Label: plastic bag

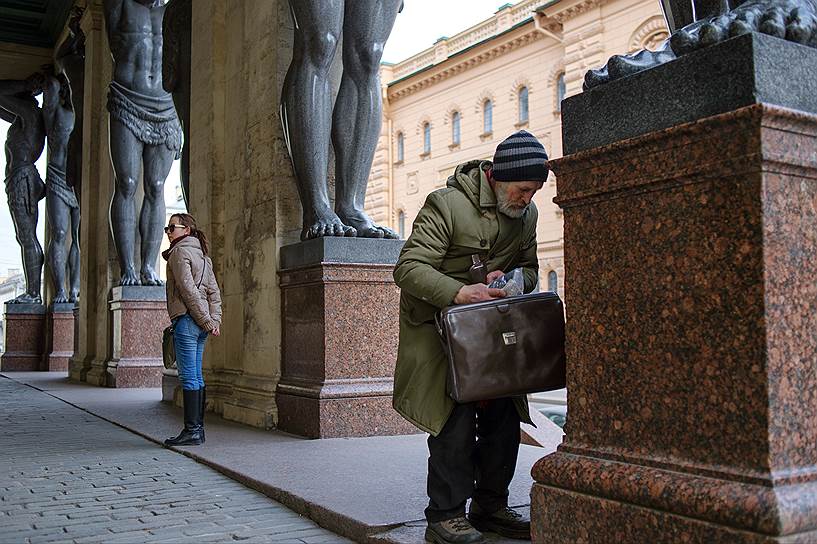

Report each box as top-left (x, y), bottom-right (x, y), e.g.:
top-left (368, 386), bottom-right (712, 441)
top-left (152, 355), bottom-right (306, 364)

top-left (488, 268), bottom-right (524, 297)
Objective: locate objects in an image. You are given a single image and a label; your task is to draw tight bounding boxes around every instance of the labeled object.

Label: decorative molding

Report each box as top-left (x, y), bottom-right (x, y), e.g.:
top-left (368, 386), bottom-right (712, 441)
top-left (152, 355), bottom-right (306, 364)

top-left (444, 104), bottom-right (463, 124)
top-left (563, 22), bottom-right (605, 47)
top-left (475, 90), bottom-right (496, 113)
top-left (509, 76), bottom-right (533, 101)
top-left (389, 29), bottom-right (545, 103)
top-left (628, 15), bottom-right (669, 52)
top-left (548, 0), bottom-right (610, 24)
top-left (390, 0), bottom-right (546, 81)
top-left (415, 117), bottom-right (432, 135)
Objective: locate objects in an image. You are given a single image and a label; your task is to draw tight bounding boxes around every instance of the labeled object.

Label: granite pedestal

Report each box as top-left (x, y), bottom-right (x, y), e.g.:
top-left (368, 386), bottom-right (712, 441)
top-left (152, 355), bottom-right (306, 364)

top-left (277, 238), bottom-right (418, 439)
top-left (1, 303), bottom-right (46, 371)
top-left (104, 286), bottom-right (166, 388)
top-left (532, 35), bottom-right (817, 543)
top-left (44, 303), bottom-right (76, 371)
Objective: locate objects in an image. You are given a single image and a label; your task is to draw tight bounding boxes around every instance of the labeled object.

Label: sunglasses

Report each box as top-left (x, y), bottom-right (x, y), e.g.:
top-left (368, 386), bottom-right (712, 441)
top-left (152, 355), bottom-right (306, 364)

top-left (164, 224), bottom-right (187, 234)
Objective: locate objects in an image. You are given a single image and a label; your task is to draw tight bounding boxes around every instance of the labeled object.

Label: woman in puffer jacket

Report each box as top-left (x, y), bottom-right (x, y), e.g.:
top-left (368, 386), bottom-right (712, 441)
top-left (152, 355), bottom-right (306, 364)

top-left (162, 213), bottom-right (222, 447)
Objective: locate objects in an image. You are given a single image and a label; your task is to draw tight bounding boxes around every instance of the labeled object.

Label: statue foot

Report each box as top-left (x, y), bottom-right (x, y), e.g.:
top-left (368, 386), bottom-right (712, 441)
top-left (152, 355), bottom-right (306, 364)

top-left (53, 291), bottom-right (70, 304)
top-left (140, 268), bottom-right (164, 286)
top-left (584, 44), bottom-right (677, 90)
top-left (337, 209), bottom-right (400, 239)
top-left (302, 212), bottom-right (357, 241)
top-left (671, 0), bottom-right (817, 55)
top-left (7, 292), bottom-right (42, 305)
top-left (69, 291), bottom-right (79, 303)
top-left (120, 268), bottom-right (141, 286)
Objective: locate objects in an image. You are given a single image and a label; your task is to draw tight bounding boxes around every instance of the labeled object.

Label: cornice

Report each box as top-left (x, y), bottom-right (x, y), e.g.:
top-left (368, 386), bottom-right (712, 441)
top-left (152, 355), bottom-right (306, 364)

top-left (388, 28), bottom-right (545, 103)
top-left (549, 0), bottom-right (609, 23)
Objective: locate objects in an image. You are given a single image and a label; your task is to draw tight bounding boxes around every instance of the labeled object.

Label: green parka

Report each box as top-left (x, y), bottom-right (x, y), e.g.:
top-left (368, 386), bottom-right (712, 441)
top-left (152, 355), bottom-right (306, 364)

top-left (392, 159), bottom-right (539, 436)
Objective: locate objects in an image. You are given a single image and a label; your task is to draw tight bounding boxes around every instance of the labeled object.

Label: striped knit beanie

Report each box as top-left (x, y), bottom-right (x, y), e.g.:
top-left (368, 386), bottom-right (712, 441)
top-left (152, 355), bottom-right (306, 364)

top-left (491, 130), bottom-right (550, 182)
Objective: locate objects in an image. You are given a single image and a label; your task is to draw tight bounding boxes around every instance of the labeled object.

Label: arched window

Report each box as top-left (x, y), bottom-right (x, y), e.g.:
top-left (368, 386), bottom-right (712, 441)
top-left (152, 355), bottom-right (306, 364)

top-left (396, 132), bottom-right (404, 162)
top-left (451, 111), bottom-right (461, 145)
top-left (423, 122), bottom-right (431, 154)
top-left (556, 73), bottom-right (566, 113)
top-left (548, 270), bottom-right (558, 293)
top-left (397, 210), bottom-right (406, 239)
top-left (483, 99), bottom-right (493, 134)
top-left (518, 86), bottom-right (529, 124)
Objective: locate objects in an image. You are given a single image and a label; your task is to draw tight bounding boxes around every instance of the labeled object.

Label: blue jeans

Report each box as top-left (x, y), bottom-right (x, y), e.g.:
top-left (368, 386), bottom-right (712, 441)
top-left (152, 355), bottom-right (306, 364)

top-left (172, 314), bottom-right (208, 391)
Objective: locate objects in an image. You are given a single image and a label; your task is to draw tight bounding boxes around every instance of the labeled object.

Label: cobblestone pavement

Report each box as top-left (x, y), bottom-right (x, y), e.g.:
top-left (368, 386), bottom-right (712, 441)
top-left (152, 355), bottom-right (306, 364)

top-left (0, 376), bottom-right (350, 543)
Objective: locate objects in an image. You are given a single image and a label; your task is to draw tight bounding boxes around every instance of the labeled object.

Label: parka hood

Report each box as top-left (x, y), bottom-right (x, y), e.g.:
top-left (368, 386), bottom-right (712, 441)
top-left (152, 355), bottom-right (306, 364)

top-left (446, 160), bottom-right (497, 210)
top-left (162, 234), bottom-right (203, 261)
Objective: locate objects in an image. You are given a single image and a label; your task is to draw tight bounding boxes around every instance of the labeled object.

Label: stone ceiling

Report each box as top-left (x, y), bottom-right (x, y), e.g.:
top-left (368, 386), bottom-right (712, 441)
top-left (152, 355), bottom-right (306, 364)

top-left (0, 0), bottom-right (73, 49)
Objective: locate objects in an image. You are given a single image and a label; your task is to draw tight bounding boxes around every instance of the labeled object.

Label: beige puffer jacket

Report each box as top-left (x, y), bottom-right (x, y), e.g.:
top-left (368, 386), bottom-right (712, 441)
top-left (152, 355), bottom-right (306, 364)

top-left (165, 236), bottom-right (222, 331)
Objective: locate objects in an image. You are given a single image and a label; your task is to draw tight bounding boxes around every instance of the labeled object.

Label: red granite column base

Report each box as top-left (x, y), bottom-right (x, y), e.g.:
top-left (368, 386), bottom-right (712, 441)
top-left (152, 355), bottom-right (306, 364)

top-left (531, 483), bottom-right (817, 544)
top-left (106, 360), bottom-right (164, 388)
top-left (45, 307), bottom-right (75, 371)
top-left (1, 306), bottom-right (46, 371)
top-left (105, 286), bottom-right (166, 388)
top-left (531, 451), bottom-right (817, 544)
top-left (1, 354), bottom-right (42, 371)
top-left (276, 384), bottom-right (417, 439)
top-left (44, 355), bottom-right (70, 372)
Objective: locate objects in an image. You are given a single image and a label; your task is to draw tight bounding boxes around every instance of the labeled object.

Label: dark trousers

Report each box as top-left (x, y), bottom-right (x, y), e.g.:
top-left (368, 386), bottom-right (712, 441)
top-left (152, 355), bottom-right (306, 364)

top-left (425, 398), bottom-right (521, 523)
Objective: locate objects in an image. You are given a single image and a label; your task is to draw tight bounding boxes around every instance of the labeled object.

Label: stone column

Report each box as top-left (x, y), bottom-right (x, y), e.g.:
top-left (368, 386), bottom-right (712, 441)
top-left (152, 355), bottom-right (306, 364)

top-left (69, 0), bottom-right (117, 385)
top-left (531, 34), bottom-right (817, 543)
top-left (43, 303), bottom-right (75, 371)
top-left (186, 0), bottom-right (305, 428)
top-left (276, 238), bottom-right (417, 438)
top-left (0, 303), bottom-right (46, 371)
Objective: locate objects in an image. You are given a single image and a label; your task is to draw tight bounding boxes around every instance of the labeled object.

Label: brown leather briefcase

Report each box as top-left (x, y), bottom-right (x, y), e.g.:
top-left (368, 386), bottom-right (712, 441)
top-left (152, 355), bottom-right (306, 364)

top-left (435, 292), bottom-right (566, 403)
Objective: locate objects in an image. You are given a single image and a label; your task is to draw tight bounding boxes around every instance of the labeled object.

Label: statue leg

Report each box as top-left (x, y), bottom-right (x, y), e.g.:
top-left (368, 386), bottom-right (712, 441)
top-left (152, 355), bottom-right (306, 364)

top-left (332, 0), bottom-right (402, 239)
top-left (140, 144), bottom-right (174, 286)
top-left (8, 202), bottom-right (43, 304)
top-left (109, 119), bottom-right (142, 286)
top-left (68, 206), bottom-right (80, 302)
top-left (46, 195), bottom-right (71, 303)
top-left (281, 0), bottom-right (355, 240)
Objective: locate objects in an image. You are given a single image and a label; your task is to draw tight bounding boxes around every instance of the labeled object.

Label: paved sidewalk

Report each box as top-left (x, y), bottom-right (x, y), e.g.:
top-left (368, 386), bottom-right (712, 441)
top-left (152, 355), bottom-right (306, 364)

top-left (0, 375), bottom-right (349, 544)
top-left (2, 372), bottom-right (561, 543)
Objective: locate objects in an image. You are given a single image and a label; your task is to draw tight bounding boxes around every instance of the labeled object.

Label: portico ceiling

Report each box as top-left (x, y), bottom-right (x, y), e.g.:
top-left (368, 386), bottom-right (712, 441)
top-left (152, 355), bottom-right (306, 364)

top-left (0, 0), bottom-right (74, 49)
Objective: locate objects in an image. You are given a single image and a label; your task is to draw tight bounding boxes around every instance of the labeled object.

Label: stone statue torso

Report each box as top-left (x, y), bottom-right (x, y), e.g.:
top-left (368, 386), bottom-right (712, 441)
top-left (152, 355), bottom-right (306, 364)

top-left (4, 111), bottom-right (44, 171)
top-left (106, 0), bottom-right (167, 96)
top-left (44, 100), bottom-right (74, 169)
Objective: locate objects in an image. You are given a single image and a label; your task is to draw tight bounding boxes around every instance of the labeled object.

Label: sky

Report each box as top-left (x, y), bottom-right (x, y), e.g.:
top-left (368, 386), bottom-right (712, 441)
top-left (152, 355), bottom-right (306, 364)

top-left (0, 127), bottom-right (182, 279)
top-left (0, 0), bottom-right (519, 278)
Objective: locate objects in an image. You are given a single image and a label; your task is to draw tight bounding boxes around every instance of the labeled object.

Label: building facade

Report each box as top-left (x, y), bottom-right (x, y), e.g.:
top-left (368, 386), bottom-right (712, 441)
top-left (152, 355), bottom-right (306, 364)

top-left (366, 0), bottom-right (668, 296)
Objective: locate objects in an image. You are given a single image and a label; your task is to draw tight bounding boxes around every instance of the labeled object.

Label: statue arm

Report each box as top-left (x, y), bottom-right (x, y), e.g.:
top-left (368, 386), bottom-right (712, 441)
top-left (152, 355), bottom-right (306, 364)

top-left (102, 0), bottom-right (124, 49)
top-left (41, 77), bottom-right (60, 134)
top-left (162, 0), bottom-right (180, 92)
top-left (0, 106), bottom-right (15, 124)
top-left (0, 79), bottom-right (30, 97)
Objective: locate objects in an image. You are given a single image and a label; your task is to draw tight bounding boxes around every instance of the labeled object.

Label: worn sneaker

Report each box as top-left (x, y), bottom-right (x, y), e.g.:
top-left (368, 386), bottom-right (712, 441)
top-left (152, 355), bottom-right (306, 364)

top-left (468, 505), bottom-right (531, 540)
top-left (425, 516), bottom-right (486, 544)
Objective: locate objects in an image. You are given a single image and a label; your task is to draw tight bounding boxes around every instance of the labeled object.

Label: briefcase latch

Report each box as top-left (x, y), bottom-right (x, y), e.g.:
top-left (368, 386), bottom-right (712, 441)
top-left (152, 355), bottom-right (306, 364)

top-left (502, 331), bottom-right (517, 346)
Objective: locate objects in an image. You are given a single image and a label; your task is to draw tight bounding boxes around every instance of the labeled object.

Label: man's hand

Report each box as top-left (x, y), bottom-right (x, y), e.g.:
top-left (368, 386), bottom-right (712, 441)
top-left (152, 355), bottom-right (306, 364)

top-left (211, 326), bottom-right (221, 337)
top-left (486, 270), bottom-right (506, 284)
top-left (454, 283), bottom-right (506, 304)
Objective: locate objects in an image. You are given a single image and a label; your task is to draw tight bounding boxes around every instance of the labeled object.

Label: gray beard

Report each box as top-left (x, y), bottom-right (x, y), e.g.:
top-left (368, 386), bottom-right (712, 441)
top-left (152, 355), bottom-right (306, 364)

top-left (497, 201), bottom-right (527, 219)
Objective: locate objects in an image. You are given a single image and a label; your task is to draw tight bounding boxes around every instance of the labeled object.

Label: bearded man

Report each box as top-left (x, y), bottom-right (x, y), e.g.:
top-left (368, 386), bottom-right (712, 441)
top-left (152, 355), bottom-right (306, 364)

top-left (392, 130), bottom-right (549, 544)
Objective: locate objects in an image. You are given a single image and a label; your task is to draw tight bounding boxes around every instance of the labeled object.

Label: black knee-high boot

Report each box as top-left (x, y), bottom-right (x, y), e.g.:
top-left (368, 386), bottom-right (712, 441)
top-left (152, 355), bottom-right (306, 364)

top-left (164, 389), bottom-right (203, 446)
top-left (199, 386), bottom-right (206, 443)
